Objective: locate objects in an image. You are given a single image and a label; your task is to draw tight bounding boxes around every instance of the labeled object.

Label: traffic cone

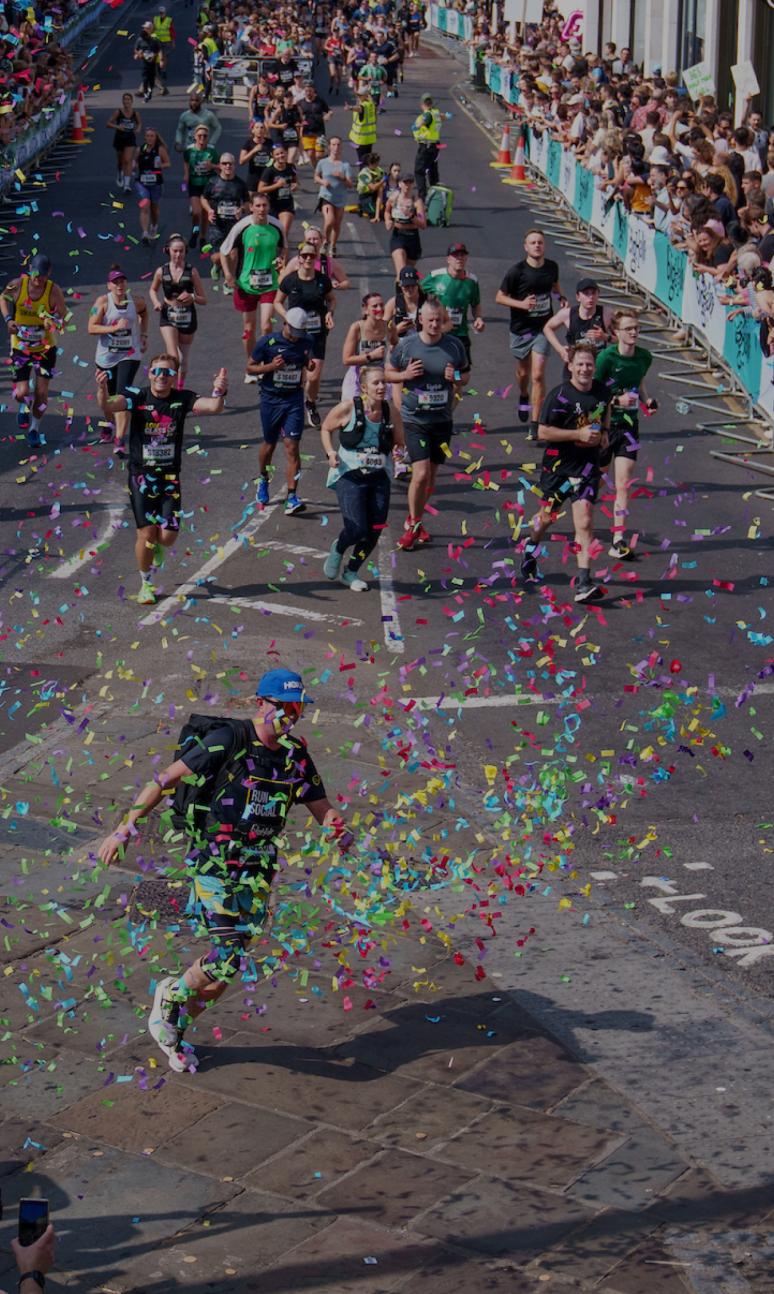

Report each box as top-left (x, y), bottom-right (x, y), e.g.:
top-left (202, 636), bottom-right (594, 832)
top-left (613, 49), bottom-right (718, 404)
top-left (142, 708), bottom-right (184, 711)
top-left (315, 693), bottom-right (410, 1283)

top-left (70, 97), bottom-right (86, 143)
top-left (490, 121), bottom-right (512, 168)
top-left (503, 130), bottom-right (528, 185)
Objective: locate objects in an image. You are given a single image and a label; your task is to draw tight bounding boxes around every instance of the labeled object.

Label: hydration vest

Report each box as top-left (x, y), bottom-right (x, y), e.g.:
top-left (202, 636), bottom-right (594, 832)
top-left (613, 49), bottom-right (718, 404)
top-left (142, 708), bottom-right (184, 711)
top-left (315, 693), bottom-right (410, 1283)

top-left (339, 396), bottom-right (393, 455)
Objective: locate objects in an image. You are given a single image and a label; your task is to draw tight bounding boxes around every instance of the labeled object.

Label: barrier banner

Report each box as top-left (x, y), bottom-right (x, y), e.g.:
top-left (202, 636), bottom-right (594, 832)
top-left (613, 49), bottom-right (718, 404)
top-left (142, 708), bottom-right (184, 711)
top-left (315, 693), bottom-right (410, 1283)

top-left (574, 161), bottom-right (594, 224)
top-left (559, 147), bottom-right (574, 204)
top-left (724, 313), bottom-right (763, 398)
top-left (612, 201), bottom-right (628, 262)
top-left (681, 268), bottom-right (727, 356)
top-left (546, 139), bottom-right (561, 189)
top-left (654, 231), bottom-right (686, 313)
top-left (624, 218), bottom-right (657, 295)
top-left (487, 61), bottom-right (503, 97)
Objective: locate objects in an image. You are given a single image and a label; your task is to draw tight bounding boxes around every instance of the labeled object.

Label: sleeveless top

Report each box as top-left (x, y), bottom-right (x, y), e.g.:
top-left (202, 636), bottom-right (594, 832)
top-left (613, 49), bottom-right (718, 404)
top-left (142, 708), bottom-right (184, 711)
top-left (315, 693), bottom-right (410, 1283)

top-left (161, 263), bottom-right (195, 328)
top-left (567, 304), bottom-right (606, 350)
top-left (11, 275), bottom-right (55, 354)
top-left (137, 144), bottom-right (165, 188)
top-left (95, 294), bottom-right (141, 368)
top-left (392, 195), bottom-right (416, 226)
top-left (326, 403), bottom-right (392, 487)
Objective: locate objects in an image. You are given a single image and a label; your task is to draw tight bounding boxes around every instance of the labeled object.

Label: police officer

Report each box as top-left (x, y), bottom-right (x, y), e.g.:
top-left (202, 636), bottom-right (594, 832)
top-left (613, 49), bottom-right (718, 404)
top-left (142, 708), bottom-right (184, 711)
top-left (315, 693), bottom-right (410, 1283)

top-left (349, 82), bottom-right (377, 167)
top-left (151, 6), bottom-right (174, 95)
top-left (412, 92), bottom-right (442, 199)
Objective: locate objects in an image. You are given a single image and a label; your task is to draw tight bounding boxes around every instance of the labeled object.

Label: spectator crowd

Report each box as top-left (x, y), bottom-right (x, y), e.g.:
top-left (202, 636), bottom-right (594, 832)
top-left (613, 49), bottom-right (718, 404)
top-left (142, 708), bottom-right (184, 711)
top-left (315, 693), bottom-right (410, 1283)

top-left (0, 0), bottom-right (78, 175)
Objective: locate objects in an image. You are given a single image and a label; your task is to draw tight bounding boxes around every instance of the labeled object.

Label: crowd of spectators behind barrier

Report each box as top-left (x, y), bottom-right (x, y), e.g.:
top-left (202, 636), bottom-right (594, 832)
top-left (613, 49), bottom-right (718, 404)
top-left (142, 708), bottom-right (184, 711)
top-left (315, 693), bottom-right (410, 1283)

top-left (455, 0), bottom-right (774, 360)
top-left (0, 0), bottom-right (77, 172)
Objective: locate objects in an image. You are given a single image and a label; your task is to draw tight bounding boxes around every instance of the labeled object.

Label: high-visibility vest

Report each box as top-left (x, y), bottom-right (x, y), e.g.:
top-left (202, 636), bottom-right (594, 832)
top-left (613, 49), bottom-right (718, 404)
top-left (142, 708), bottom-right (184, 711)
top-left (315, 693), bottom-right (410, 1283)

top-left (412, 107), bottom-right (441, 144)
top-left (152, 14), bottom-right (173, 42)
top-left (349, 98), bottom-right (377, 148)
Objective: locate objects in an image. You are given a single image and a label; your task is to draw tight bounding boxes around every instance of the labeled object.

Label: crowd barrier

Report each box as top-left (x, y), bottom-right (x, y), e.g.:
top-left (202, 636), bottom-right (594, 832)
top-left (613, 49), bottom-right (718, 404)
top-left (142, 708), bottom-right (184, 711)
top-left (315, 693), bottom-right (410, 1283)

top-left (0, 0), bottom-right (107, 198)
top-left (211, 55), bottom-right (314, 104)
top-left (428, 4), bottom-right (774, 422)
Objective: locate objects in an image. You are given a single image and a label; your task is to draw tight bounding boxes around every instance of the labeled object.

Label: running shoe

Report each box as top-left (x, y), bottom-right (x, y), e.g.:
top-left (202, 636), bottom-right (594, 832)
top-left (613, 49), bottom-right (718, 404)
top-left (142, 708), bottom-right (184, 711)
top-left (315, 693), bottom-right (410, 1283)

top-left (141, 234), bottom-right (150, 247)
top-left (305, 399), bottom-right (321, 429)
top-left (521, 552), bottom-right (539, 582)
top-left (188, 230), bottom-right (199, 249)
top-left (152, 541), bottom-right (165, 570)
top-left (137, 580), bottom-right (156, 606)
top-left (243, 373), bottom-right (259, 384)
top-left (415, 524), bottom-right (430, 545)
top-left (517, 397), bottom-right (531, 423)
top-left (149, 976), bottom-right (192, 1073)
top-left (574, 576), bottom-right (602, 603)
top-left (99, 429), bottom-right (113, 444)
top-left (341, 569), bottom-right (368, 592)
top-left (397, 518), bottom-right (419, 551)
top-left (27, 430), bottom-right (41, 449)
top-left (115, 441), bottom-right (128, 460)
top-left (210, 261), bottom-right (221, 281)
top-left (608, 540), bottom-right (635, 561)
top-left (525, 422), bottom-right (537, 442)
top-left (323, 540), bottom-right (343, 580)
top-left (285, 494), bottom-right (306, 515)
top-left (256, 476), bottom-right (270, 506)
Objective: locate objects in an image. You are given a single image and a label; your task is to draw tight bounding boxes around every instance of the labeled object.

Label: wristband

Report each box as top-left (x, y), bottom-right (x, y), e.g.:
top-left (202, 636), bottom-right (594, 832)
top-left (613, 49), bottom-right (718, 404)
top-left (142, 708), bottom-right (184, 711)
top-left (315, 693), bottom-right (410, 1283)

top-left (19, 1273), bottom-right (46, 1291)
top-left (212, 387), bottom-right (226, 397)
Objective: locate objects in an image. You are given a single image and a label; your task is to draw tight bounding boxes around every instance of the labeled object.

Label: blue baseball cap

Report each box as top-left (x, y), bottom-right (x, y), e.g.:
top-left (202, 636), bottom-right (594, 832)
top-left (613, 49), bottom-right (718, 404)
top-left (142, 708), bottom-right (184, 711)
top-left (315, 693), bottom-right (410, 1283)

top-left (256, 668), bottom-right (311, 703)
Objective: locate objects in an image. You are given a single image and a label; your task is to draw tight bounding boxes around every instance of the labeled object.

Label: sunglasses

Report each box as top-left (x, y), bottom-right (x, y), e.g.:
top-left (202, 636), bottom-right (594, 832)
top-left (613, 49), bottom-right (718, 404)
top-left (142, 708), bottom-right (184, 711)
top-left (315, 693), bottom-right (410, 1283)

top-left (298, 251), bottom-right (315, 259)
top-left (267, 698), bottom-right (304, 717)
top-left (150, 365), bottom-right (177, 377)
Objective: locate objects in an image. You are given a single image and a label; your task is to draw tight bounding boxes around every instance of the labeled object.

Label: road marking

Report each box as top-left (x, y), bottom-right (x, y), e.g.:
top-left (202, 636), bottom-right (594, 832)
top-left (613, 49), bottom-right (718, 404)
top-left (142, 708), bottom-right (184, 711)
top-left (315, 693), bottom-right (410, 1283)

top-left (377, 534), bottom-right (405, 655)
top-left (684, 862), bottom-right (714, 871)
top-left (253, 539), bottom-right (331, 560)
top-left (139, 506), bottom-right (274, 626)
top-left (411, 693), bottom-right (561, 710)
top-left (346, 220), bottom-right (370, 295)
top-left (590, 870), bottom-right (619, 881)
top-left (639, 876), bottom-right (774, 969)
top-left (49, 505), bottom-right (124, 580)
top-left (208, 595), bottom-right (363, 626)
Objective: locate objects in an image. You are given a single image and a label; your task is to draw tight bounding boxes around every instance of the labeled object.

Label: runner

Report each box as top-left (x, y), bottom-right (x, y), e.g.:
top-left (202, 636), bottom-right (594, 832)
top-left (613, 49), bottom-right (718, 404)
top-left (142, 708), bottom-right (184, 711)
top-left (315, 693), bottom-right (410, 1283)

top-left (106, 92), bottom-right (141, 191)
top-left (544, 278), bottom-right (612, 370)
top-left (360, 48), bottom-right (387, 113)
top-left (0, 252), bottom-right (65, 449)
top-left (314, 135), bottom-right (354, 256)
top-left (248, 307), bottom-right (313, 514)
top-left (89, 267), bottom-right (148, 453)
top-left (384, 173), bottom-right (425, 275)
top-left (385, 297), bottom-right (469, 550)
top-left (97, 667), bottom-right (353, 1073)
top-left (325, 30), bottom-right (345, 97)
top-left (421, 242), bottom-right (485, 368)
top-left (95, 354), bottom-right (227, 606)
top-left (495, 229), bottom-right (565, 440)
top-left (149, 234), bottom-right (207, 385)
top-left (321, 366), bottom-right (404, 591)
top-left (174, 91), bottom-right (222, 153)
top-left (412, 92), bottom-right (441, 199)
top-left (520, 343), bottom-right (610, 603)
top-left (221, 193), bottom-right (286, 374)
top-left (135, 127), bottom-right (170, 246)
top-left (239, 120), bottom-right (273, 194)
top-left (341, 291), bottom-right (396, 399)
top-left (299, 82), bottom-right (331, 166)
top-left (201, 152), bottom-right (249, 285)
top-left (594, 309), bottom-right (656, 560)
top-left (284, 226), bottom-right (351, 291)
top-left (182, 123), bottom-right (218, 249)
top-left (384, 266), bottom-right (427, 338)
top-left (258, 143), bottom-right (299, 242)
top-left (275, 243), bottom-right (335, 428)
top-left (134, 21), bottom-right (161, 103)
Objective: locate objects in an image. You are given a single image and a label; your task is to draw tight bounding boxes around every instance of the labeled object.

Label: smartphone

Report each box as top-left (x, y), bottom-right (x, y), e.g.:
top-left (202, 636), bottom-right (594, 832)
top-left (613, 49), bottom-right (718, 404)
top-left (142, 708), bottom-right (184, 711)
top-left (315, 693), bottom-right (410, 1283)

top-left (18, 1198), bottom-right (48, 1247)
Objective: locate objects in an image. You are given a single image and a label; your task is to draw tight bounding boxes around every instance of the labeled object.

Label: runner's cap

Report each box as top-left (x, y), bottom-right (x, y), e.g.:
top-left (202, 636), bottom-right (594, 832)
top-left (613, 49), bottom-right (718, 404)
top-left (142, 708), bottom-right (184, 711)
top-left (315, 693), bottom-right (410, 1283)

top-left (576, 277), bottom-right (600, 293)
top-left (447, 242), bottom-right (468, 255)
top-left (399, 266), bottom-right (420, 283)
top-left (256, 669), bottom-right (311, 702)
top-left (421, 92), bottom-right (433, 103)
top-left (29, 253), bottom-right (52, 276)
top-left (285, 307), bottom-right (309, 337)
top-left (108, 268), bottom-right (127, 282)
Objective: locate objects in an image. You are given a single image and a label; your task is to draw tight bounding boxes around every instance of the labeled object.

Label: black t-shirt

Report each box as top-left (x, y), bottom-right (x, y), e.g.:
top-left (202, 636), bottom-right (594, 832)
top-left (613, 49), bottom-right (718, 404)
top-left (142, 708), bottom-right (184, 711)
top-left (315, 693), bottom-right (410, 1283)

top-left (539, 379), bottom-right (608, 478)
top-left (275, 58), bottom-right (297, 87)
top-left (279, 270), bottom-right (333, 337)
top-left (500, 258), bottom-right (560, 336)
top-left (242, 137), bottom-right (272, 182)
top-left (204, 174), bottom-right (249, 229)
top-left (300, 94), bottom-right (329, 136)
top-left (128, 387), bottom-right (196, 476)
top-left (182, 727), bottom-right (326, 857)
top-left (260, 162), bottom-right (297, 210)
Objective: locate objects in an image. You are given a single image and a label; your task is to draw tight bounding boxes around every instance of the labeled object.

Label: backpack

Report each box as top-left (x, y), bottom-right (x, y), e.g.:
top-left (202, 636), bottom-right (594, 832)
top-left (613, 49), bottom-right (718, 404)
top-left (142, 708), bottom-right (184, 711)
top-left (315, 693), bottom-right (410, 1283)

top-left (339, 395), bottom-right (393, 454)
top-left (425, 184), bottom-right (454, 227)
top-left (169, 714), bottom-right (255, 835)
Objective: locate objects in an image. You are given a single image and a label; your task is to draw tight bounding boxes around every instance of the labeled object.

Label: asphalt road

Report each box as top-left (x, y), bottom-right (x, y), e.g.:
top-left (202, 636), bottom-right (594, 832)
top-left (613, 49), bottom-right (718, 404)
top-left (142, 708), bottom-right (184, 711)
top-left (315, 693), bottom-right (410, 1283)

top-left (1, 7), bottom-right (773, 1008)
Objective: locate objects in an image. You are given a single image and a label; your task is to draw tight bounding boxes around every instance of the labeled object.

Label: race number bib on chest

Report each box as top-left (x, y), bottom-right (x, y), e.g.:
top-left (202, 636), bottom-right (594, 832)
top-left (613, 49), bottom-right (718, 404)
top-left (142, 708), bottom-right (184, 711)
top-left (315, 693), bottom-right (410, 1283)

top-left (167, 304), bottom-right (192, 326)
top-left (416, 385), bottom-right (447, 409)
top-left (249, 269), bottom-right (273, 291)
top-left (357, 449), bottom-right (386, 471)
top-left (142, 439), bottom-right (175, 464)
top-left (274, 367), bottom-right (302, 387)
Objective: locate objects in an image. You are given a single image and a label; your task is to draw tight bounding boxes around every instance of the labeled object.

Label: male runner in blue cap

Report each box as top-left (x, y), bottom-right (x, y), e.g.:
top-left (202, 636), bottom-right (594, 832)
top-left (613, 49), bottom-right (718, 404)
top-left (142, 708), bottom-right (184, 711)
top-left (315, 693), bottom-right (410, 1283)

top-left (97, 668), bottom-right (352, 1070)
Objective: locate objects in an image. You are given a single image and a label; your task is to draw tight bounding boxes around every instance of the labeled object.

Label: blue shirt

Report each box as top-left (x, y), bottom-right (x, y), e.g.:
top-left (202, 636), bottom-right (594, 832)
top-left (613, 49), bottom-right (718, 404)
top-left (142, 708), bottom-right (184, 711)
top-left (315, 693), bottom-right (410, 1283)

top-left (251, 332), bottom-right (313, 397)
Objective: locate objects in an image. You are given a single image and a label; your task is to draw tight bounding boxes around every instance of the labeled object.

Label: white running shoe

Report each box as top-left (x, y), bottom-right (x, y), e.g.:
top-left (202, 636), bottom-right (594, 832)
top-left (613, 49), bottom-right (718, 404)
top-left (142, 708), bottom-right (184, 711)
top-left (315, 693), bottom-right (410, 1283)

top-left (149, 976), bottom-right (195, 1073)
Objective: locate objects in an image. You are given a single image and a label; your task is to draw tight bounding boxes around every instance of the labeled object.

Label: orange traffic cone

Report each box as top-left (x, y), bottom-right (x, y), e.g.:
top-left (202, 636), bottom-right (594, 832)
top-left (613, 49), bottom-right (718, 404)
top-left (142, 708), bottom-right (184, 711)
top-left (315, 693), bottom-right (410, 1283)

top-left (70, 97), bottom-right (86, 143)
top-left (503, 130), bottom-right (527, 185)
top-left (490, 121), bottom-right (512, 168)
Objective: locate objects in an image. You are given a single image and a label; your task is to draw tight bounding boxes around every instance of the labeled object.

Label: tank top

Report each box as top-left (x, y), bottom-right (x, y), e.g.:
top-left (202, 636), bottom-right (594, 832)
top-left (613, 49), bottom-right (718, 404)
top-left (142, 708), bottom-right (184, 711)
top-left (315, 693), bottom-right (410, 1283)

top-left (116, 113), bottom-right (137, 134)
top-left (11, 275), bottom-right (54, 354)
top-left (566, 304), bottom-right (606, 350)
top-left (392, 195), bottom-right (416, 226)
top-left (161, 263), bottom-right (195, 327)
top-left (95, 293), bottom-right (141, 368)
top-left (327, 404), bottom-right (391, 486)
top-left (137, 144), bottom-right (164, 188)
top-left (356, 322), bottom-right (387, 363)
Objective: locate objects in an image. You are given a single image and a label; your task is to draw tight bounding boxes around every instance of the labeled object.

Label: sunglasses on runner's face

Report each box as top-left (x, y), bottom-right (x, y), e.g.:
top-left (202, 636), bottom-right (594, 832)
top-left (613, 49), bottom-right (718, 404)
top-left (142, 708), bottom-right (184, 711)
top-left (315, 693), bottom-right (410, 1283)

top-left (299, 252), bottom-right (315, 259)
top-left (267, 698), bottom-right (304, 718)
top-left (150, 365), bottom-right (178, 377)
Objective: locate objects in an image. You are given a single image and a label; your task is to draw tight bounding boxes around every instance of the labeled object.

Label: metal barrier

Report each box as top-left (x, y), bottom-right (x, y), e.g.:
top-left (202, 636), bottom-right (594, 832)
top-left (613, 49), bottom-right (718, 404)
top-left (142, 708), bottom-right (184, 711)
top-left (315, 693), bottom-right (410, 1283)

top-left (211, 56), bottom-right (313, 105)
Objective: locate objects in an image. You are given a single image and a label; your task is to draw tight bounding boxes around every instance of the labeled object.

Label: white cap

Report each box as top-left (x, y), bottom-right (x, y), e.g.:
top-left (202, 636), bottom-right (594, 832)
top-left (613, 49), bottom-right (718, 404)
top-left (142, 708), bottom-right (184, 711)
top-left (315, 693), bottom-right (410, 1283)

top-left (285, 307), bottom-right (309, 336)
top-left (648, 145), bottom-right (672, 166)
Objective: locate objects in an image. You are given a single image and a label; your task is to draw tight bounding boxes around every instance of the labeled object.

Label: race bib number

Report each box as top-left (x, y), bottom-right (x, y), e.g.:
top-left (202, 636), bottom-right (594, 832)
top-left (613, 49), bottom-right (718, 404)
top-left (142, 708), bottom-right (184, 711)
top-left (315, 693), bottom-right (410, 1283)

top-left (283, 128), bottom-right (298, 142)
top-left (17, 324), bottom-right (44, 345)
top-left (278, 184), bottom-right (291, 200)
top-left (448, 308), bottom-right (463, 326)
top-left (304, 312), bottom-right (322, 333)
top-left (274, 367), bottom-right (302, 386)
top-left (249, 269), bottom-right (273, 291)
top-left (140, 171), bottom-right (159, 186)
top-left (167, 304), bottom-right (192, 326)
top-left (107, 330), bottom-right (133, 351)
top-left (357, 449), bottom-right (386, 471)
top-left (529, 293), bottom-right (550, 316)
top-left (217, 201), bottom-right (239, 220)
top-left (142, 440), bottom-right (175, 464)
top-left (416, 386), bottom-right (447, 409)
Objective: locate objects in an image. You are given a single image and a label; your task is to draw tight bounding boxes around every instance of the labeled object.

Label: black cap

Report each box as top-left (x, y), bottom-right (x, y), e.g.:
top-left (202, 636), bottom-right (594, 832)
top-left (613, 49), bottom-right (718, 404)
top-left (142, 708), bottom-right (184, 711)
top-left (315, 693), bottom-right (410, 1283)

top-left (576, 277), bottom-right (600, 293)
top-left (399, 266), bottom-right (420, 284)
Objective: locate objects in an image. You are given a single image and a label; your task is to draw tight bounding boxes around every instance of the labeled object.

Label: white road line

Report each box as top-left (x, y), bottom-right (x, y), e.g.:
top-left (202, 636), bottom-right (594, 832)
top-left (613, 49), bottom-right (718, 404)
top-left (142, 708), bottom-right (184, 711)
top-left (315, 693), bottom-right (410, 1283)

top-left (253, 539), bottom-right (331, 559)
top-left (139, 505), bottom-right (274, 627)
top-left (208, 595), bottom-right (363, 626)
top-left (589, 871), bottom-right (619, 881)
top-left (346, 220), bottom-right (370, 295)
top-left (49, 505), bottom-right (124, 580)
top-left (411, 693), bottom-right (561, 710)
top-left (378, 534), bottom-right (405, 655)
top-left (684, 862), bottom-right (714, 871)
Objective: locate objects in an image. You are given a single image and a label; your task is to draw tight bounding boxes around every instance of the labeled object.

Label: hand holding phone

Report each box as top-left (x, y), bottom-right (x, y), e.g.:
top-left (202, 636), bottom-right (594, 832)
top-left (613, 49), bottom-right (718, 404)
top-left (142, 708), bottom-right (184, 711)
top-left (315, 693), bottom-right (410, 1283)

top-left (18, 1199), bottom-right (49, 1248)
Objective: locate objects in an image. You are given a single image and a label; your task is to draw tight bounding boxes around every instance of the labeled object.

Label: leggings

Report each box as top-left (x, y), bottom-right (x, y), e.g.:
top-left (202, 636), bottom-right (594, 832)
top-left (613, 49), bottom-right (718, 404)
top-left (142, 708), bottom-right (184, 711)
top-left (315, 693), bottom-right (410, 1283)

top-left (334, 468), bottom-right (390, 572)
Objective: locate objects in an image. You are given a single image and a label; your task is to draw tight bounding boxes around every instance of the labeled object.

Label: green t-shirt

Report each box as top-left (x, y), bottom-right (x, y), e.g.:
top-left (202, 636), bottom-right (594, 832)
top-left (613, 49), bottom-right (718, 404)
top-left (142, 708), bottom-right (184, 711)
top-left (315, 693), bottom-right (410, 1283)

top-left (237, 220), bottom-right (284, 296)
top-left (184, 145), bottom-right (218, 192)
top-left (595, 344), bottom-right (652, 427)
top-left (420, 269), bottom-right (480, 338)
top-left (361, 63), bottom-right (387, 95)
